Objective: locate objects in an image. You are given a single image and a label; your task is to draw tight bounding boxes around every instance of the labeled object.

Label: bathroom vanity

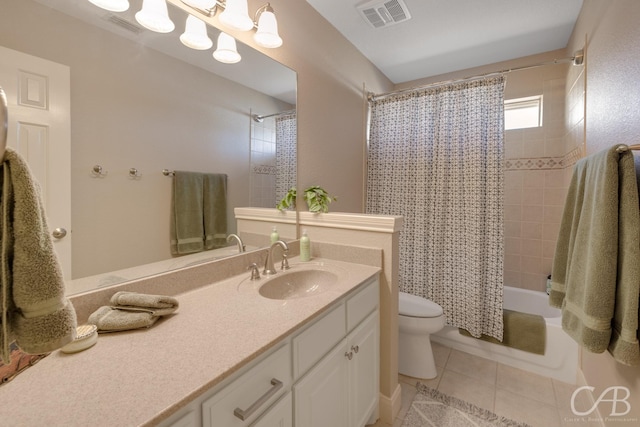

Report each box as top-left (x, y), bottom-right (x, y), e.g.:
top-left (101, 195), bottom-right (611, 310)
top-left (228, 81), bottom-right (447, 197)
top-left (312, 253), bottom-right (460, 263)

top-left (0, 257), bottom-right (380, 427)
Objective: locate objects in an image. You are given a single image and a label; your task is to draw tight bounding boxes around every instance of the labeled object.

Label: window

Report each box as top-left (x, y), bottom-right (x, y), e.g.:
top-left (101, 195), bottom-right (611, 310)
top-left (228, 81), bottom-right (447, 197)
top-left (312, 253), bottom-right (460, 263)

top-left (504, 95), bottom-right (543, 130)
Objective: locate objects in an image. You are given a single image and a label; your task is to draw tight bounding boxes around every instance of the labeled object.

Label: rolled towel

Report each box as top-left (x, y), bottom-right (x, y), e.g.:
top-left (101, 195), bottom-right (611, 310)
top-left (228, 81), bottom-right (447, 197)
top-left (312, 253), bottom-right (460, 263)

top-left (110, 291), bottom-right (179, 317)
top-left (88, 306), bottom-right (159, 333)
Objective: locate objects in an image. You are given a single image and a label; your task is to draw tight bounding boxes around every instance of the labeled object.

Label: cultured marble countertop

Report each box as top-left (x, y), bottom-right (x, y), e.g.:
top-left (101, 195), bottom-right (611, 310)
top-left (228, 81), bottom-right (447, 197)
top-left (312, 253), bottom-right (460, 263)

top-left (0, 258), bottom-right (380, 427)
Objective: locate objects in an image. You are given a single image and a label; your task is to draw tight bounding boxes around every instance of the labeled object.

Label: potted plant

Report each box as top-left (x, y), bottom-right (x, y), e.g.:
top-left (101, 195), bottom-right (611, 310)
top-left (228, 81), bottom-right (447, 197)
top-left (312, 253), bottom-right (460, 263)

top-left (277, 186), bottom-right (337, 213)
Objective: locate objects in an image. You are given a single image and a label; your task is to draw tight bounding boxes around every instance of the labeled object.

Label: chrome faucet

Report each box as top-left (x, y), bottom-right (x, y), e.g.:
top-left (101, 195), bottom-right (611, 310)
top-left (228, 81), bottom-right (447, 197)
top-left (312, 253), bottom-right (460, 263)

top-left (226, 234), bottom-right (245, 253)
top-left (264, 240), bottom-right (289, 275)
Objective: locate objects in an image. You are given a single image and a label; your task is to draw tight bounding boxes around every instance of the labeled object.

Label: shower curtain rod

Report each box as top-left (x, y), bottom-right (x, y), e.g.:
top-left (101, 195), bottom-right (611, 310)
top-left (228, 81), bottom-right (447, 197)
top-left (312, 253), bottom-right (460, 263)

top-left (252, 109), bottom-right (296, 123)
top-left (368, 49), bottom-right (584, 102)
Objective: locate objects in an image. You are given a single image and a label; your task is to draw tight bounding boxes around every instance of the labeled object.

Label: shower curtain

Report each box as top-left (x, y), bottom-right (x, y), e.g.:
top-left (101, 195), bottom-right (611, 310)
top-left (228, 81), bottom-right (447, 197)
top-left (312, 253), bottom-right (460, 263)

top-left (367, 77), bottom-right (505, 340)
top-left (275, 112), bottom-right (297, 205)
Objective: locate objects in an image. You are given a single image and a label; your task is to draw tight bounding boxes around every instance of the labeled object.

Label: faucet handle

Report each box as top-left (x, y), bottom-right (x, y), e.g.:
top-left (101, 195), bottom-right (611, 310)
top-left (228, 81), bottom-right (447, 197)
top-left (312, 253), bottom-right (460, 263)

top-left (247, 263), bottom-right (261, 280)
top-left (281, 254), bottom-right (290, 271)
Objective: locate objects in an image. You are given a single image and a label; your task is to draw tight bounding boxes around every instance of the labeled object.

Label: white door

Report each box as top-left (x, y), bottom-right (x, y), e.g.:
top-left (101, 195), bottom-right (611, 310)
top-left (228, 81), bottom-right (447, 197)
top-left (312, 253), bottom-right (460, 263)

top-left (0, 45), bottom-right (72, 279)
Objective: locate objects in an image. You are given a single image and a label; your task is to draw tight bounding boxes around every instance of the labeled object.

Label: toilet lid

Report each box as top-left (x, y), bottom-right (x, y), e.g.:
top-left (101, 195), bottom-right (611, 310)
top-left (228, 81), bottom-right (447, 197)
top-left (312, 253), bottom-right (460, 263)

top-left (399, 292), bottom-right (444, 317)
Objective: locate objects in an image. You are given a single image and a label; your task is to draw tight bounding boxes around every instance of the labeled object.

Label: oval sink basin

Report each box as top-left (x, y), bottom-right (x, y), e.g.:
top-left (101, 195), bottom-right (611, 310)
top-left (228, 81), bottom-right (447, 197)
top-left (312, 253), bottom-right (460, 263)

top-left (259, 269), bottom-right (337, 300)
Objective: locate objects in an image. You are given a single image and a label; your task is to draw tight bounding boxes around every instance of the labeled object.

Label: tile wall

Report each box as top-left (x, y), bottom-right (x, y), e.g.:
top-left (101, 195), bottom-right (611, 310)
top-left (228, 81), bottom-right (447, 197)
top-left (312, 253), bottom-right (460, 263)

top-left (503, 63), bottom-right (584, 292)
top-left (249, 116), bottom-right (277, 207)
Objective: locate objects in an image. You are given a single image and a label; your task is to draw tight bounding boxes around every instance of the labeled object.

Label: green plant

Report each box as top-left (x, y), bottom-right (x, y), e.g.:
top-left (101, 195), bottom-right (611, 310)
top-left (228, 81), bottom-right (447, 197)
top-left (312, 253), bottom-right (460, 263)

top-left (303, 186), bottom-right (336, 213)
top-left (276, 186), bottom-right (337, 213)
top-left (276, 187), bottom-right (297, 211)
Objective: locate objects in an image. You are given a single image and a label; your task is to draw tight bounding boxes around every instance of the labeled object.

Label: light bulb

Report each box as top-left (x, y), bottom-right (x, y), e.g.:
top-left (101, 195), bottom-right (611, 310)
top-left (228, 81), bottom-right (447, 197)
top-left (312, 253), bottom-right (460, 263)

top-left (87, 0), bottom-right (130, 12)
top-left (180, 15), bottom-right (213, 50)
top-left (135, 0), bottom-right (175, 33)
top-left (254, 10), bottom-right (282, 48)
top-left (213, 32), bottom-right (241, 64)
top-left (218, 0), bottom-right (253, 31)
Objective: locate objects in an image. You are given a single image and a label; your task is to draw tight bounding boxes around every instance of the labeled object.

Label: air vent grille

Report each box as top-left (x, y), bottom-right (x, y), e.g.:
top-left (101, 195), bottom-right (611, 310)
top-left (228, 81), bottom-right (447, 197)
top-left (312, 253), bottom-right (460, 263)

top-left (357, 0), bottom-right (411, 29)
top-left (103, 14), bottom-right (143, 35)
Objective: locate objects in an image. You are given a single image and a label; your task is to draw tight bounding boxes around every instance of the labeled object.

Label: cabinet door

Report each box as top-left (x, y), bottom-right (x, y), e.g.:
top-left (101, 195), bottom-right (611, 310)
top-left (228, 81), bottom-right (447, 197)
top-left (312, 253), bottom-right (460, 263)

top-left (349, 311), bottom-right (379, 427)
top-left (294, 339), bottom-right (349, 427)
top-left (252, 392), bottom-right (292, 427)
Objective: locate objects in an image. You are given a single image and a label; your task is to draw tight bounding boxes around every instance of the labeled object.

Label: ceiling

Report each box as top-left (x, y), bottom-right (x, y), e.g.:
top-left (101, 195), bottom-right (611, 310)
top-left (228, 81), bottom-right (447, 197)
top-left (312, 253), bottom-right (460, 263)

top-left (306, 0), bottom-right (584, 84)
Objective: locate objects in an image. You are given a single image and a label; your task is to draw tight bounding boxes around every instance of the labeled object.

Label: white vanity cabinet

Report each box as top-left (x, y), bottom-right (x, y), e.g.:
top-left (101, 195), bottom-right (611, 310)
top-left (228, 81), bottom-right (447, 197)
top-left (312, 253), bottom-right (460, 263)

top-left (293, 277), bottom-right (380, 427)
top-left (160, 274), bottom-right (379, 427)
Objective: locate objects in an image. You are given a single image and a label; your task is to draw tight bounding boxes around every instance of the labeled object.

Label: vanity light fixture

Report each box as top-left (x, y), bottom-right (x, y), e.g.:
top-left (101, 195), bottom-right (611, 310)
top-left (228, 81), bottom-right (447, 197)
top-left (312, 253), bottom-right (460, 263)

top-left (253, 4), bottom-right (282, 48)
top-left (135, 0), bottom-right (175, 33)
top-left (218, 0), bottom-right (254, 31)
top-left (87, 0), bottom-right (130, 12)
top-left (181, 0), bottom-right (283, 48)
top-left (213, 32), bottom-right (241, 63)
top-left (180, 14), bottom-right (214, 50)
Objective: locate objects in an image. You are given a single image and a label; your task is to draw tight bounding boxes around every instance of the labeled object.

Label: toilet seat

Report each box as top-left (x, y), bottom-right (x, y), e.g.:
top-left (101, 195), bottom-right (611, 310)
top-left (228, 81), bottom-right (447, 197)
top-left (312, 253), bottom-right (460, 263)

top-left (399, 292), bottom-right (443, 318)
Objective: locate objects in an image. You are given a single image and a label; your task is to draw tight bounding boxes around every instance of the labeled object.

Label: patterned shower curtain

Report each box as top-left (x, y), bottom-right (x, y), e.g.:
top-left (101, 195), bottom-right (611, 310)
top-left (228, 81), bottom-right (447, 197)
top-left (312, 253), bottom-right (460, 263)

top-left (367, 77), bottom-right (505, 340)
top-left (275, 113), bottom-right (297, 205)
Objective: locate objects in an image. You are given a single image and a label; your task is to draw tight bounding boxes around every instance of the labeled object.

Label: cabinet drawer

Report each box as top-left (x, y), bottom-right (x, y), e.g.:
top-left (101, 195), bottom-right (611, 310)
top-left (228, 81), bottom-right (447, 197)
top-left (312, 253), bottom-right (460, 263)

top-left (293, 303), bottom-right (346, 379)
top-left (346, 277), bottom-right (379, 331)
top-left (202, 343), bottom-right (291, 427)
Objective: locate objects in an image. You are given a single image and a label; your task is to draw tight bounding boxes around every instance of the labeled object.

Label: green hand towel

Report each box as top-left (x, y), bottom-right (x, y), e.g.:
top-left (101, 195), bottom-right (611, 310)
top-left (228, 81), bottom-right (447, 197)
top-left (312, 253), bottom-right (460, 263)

top-left (88, 306), bottom-right (158, 333)
top-left (110, 291), bottom-right (178, 317)
top-left (550, 145), bottom-right (640, 366)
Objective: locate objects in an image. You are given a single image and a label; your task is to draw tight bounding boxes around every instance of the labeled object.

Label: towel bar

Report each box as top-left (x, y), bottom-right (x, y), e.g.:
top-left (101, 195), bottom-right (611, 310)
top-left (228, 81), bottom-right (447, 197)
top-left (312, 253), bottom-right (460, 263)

top-left (616, 144), bottom-right (640, 153)
top-left (162, 169), bottom-right (175, 176)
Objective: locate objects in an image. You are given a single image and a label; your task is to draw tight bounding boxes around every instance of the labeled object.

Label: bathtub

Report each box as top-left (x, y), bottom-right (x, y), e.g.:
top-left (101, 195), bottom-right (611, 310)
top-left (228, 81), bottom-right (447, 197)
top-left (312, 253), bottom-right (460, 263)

top-left (431, 286), bottom-right (578, 384)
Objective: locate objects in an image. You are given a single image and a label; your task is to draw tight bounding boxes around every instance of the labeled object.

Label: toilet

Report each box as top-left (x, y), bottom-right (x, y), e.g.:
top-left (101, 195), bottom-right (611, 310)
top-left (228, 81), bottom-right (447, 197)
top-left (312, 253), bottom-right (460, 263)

top-left (398, 292), bottom-right (446, 379)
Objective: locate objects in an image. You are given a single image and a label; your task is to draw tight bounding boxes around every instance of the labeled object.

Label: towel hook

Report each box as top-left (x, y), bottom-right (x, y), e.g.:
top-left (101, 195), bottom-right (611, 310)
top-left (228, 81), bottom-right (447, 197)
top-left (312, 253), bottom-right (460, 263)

top-left (129, 168), bottom-right (142, 178)
top-left (91, 165), bottom-right (108, 177)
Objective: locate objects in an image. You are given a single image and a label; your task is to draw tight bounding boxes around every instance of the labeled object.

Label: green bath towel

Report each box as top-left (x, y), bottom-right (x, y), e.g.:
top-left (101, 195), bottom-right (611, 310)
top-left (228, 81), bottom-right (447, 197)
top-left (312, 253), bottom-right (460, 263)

top-left (203, 173), bottom-right (227, 250)
top-left (550, 145), bottom-right (640, 366)
top-left (459, 309), bottom-right (546, 355)
top-left (0, 148), bottom-right (77, 363)
top-left (170, 171), bottom-right (205, 255)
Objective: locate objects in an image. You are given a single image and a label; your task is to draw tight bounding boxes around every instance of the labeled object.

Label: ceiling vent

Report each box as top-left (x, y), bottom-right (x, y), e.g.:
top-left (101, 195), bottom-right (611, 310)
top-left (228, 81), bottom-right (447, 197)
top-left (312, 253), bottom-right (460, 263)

top-left (102, 14), bottom-right (143, 35)
top-left (357, 0), bottom-right (411, 29)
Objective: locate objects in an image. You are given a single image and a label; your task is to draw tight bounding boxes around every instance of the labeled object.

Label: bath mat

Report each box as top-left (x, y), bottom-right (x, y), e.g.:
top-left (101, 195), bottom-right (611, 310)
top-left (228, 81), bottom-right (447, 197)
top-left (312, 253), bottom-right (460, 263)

top-left (459, 309), bottom-right (546, 355)
top-left (401, 383), bottom-right (531, 427)
top-left (0, 342), bottom-right (48, 385)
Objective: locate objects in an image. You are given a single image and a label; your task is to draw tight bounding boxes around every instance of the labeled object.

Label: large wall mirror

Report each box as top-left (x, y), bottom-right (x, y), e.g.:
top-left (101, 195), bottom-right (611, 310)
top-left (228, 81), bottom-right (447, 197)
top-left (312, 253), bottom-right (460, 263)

top-left (0, 0), bottom-right (297, 295)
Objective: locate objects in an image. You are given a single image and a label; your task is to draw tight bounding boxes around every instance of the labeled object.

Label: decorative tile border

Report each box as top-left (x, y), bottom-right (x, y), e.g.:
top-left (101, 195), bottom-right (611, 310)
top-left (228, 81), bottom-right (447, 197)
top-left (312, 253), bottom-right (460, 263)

top-left (505, 145), bottom-right (584, 171)
top-left (252, 164), bottom-right (276, 175)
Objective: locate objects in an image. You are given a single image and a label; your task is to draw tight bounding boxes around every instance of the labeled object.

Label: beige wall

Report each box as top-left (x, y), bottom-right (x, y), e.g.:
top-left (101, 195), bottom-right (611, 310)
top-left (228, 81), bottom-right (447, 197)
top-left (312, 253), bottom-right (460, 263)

top-left (1, 0), bottom-right (292, 279)
top-left (565, 0), bottom-right (640, 423)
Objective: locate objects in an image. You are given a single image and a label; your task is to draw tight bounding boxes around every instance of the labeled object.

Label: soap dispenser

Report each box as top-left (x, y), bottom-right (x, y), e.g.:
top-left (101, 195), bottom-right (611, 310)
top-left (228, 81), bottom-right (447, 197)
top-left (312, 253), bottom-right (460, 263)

top-left (300, 229), bottom-right (311, 262)
top-left (270, 226), bottom-right (279, 244)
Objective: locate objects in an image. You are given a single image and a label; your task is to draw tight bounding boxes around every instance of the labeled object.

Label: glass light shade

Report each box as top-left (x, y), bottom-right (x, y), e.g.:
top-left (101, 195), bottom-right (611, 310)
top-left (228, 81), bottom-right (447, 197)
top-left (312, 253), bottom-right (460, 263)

top-left (87, 0), bottom-right (130, 12)
top-left (180, 15), bottom-right (213, 50)
top-left (213, 32), bottom-right (241, 64)
top-left (180, 0), bottom-right (217, 9)
top-left (218, 0), bottom-right (253, 31)
top-left (135, 0), bottom-right (175, 33)
top-left (253, 10), bottom-right (282, 48)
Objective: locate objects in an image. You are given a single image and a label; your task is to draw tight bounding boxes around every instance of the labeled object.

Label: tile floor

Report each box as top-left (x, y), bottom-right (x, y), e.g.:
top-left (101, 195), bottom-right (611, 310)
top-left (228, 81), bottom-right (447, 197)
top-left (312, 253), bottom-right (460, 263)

top-left (370, 342), bottom-right (602, 427)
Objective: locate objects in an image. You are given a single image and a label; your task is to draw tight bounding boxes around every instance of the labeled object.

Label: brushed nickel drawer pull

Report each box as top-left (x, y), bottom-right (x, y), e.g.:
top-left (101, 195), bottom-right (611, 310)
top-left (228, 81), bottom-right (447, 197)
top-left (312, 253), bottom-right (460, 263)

top-left (233, 378), bottom-right (283, 421)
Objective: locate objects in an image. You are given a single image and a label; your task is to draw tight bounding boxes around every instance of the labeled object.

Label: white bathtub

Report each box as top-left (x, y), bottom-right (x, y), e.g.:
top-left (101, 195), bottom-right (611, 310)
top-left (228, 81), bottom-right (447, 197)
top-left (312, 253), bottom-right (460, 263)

top-left (431, 286), bottom-right (578, 384)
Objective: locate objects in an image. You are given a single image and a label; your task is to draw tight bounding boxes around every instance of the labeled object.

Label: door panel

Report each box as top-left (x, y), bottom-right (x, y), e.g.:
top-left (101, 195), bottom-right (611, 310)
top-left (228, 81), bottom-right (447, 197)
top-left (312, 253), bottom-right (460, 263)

top-left (0, 45), bottom-right (72, 278)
